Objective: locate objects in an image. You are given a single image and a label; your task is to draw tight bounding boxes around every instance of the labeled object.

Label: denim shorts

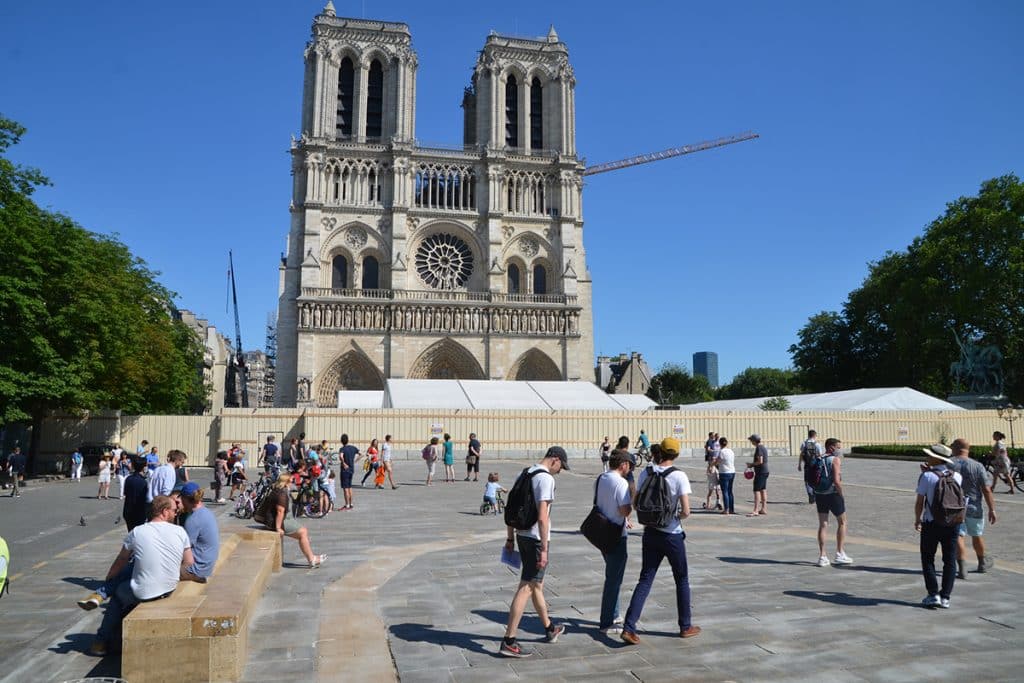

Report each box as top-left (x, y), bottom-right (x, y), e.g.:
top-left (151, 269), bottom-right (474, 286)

top-left (958, 516), bottom-right (985, 537)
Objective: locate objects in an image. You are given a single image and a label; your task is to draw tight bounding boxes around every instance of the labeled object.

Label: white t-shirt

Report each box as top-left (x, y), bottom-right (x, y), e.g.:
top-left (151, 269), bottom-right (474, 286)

top-left (518, 464), bottom-right (555, 542)
top-left (595, 471), bottom-right (631, 537)
top-left (636, 464), bottom-right (691, 534)
top-left (916, 466), bottom-right (963, 523)
top-left (382, 442), bottom-right (393, 462)
top-left (716, 448), bottom-right (736, 474)
top-left (126, 521), bottom-right (190, 600)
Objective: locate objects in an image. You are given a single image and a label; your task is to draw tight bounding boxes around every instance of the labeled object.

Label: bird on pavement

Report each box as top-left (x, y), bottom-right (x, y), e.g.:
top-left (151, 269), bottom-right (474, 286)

top-left (79, 516), bottom-right (87, 526)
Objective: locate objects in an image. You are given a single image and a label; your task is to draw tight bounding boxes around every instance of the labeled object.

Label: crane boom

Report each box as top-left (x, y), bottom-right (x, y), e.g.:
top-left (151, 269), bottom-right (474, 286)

top-left (582, 131), bottom-right (759, 176)
top-left (228, 250), bottom-right (249, 408)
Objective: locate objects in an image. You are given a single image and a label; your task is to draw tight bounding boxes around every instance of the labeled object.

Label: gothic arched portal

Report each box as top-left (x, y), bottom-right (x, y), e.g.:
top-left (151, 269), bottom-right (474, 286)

top-left (506, 348), bottom-right (562, 381)
top-left (408, 338), bottom-right (486, 380)
top-left (316, 349), bottom-right (385, 407)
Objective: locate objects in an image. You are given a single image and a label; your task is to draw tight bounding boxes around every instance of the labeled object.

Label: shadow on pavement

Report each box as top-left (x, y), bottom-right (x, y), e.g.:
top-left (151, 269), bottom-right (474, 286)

top-left (783, 590), bottom-right (919, 608)
top-left (717, 556), bottom-right (818, 567)
top-left (48, 632), bottom-right (123, 679)
top-left (390, 622), bottom-right (501, 657)
top-left (61, 576), bottom-right (103, 590)
top-left (832, 565), bottom-right (919, 575)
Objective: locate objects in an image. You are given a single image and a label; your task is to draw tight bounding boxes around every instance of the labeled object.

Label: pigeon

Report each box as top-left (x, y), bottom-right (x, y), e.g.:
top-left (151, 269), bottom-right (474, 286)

top-left (114, 515), bottom-right (121, 525)
top-left (80, 515), bottom-right (87, 526)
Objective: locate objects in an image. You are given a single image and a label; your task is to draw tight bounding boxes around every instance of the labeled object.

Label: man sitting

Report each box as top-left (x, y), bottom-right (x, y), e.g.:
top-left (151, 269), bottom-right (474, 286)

top-left (88, 495), bottom-right (196, 656)
top-left (179, 482), bottom-right (220, 579)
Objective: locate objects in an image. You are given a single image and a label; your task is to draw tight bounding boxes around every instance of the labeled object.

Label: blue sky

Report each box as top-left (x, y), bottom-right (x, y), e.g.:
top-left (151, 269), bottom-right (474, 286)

top-left (3, 1), bottom-right (1021, 384)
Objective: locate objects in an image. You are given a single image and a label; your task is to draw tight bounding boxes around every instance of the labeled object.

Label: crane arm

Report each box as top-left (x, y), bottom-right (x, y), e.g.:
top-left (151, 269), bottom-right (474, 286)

top-left (228, 250), bottom-right (249, 408)
top-left (582, 131), bottom-right (759, 177)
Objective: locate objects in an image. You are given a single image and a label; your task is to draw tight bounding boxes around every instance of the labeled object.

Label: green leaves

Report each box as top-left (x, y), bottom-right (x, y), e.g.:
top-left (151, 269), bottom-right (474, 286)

top-left (647, 363), bottom-right (715, 405)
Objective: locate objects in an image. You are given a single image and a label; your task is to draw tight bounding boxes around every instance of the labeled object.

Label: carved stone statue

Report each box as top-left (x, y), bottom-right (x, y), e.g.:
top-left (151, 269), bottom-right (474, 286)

top-left (297, 378), bottom-right (311, 402)
top-left (950, 332), bottom-right (1004, 395)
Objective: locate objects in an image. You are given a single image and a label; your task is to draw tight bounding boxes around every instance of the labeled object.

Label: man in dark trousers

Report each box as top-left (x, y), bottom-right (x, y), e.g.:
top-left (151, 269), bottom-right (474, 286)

top-left (122, 457), bottom-right (149, 530)
top-left (7, 447), bottom-right (26, 498)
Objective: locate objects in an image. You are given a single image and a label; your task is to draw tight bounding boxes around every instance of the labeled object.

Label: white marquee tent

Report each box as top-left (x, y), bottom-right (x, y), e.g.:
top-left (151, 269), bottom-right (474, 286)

top-left (676, 387), bottom-right (965, 412)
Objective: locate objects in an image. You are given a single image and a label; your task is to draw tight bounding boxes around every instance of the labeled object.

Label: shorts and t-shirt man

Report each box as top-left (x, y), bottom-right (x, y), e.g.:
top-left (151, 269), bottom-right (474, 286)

top-left (340, 444), bottom-right (360, 489)
top-left (950, 455), bottom-right (989, 536)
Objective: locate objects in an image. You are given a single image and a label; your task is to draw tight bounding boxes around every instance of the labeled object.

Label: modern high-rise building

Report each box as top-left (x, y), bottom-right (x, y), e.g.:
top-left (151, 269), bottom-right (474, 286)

top-left (274, 3), bottom-right (594, 407)
top-left (692, 351), bottom-right (719, 388)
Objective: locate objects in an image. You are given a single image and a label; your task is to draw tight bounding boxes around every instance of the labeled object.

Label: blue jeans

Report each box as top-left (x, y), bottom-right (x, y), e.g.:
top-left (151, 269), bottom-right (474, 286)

top-left (719, 473), bottom-right (736, 513)
top-left (623, 527), bottom-right (692, 633)
top-left (599, 535), bottom-right (628, 629)
top-left (96, 576), bottom-right (140, 645)
top-left (99, 563), bottom-right (133, 597)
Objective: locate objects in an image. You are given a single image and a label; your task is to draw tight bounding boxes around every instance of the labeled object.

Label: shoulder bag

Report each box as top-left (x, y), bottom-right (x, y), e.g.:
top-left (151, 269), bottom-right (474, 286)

top-left (580, 473), bottom-right (625, 554)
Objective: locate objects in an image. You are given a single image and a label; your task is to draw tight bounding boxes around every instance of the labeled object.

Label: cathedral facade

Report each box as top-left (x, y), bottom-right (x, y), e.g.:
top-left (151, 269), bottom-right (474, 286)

top-left (275, 3), bottom-right (594, 407)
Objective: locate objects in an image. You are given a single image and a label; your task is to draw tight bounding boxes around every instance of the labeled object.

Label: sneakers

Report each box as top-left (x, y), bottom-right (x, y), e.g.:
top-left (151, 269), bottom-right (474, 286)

top-left (77, 593), bottom-right (104, 611)
top-left (817, 556), bottom-right (830, 567)
top-left (922, 594), bottom-right (941, 609)
top-left (600, 626), bottom-right (622, 635)
top-left (89, 640), bottom-right (108, 656)
top-left (309, 554), bottom-right (327, 568)
top-left (833, 551), bottom-right (853, 565)
top-left (979, 556), bottom-right (995, 573)
top-left (544, 622), bottom-right (566, 643)
top-left (939, 597), bottom-right (951, 609)
top-left (620, 630), bottom-right (640, 645)
top-left (499, 639), bottom-right (531, 658)
top-left (680, 625), bottom-right (702, 638)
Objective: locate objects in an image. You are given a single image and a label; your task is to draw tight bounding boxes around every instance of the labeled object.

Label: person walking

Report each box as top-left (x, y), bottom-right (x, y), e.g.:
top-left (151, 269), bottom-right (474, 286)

top-left (915, 444), bottom-right (963, 608)
top-left (620, 437), bottom-right (700, 644)
top-left (596, 451), bottom-right (632, 635)
top-left (96, 454), bottom-right (112, 499)
top-left (465, 433), bottom-right (482, 482)
top-left (360, 439), bottom-right (380, 487)
top-left (714, 437), bottom-right (736, 515)
top-left (499, 446), bottom-right (569, 658)
top-left (811, 438), bottom-right (853, 567)
top-left (424, 437), bottom-right (441, 486)
top-left (382, 434), bottom-right (397, 489)
top-left (442, 433), bottom-right (456, 483)
top-left (338, 434), bottom-right (360, 510)
top-left (115, 450), bottom-right (131, 499)
top-left (212, 451), bottom-right (229, 503)
top-left (600, 436), bottom-right (612, 472)
top-left (7, 447), bottom-right (25, 498)
top-left (989, 431), bottom-right (1015, 494)
top-left (948, 438), bottom-right (997, 576)
top-left (71, 448), bottom-right (84, 482)
top-left (122, 458), bottom-right (149, 530)
top-left (798, 430), bottom-right (824, 504)
top-left (259, 436), bottom-right (281, 481)
top-left (746, 434), bottom-right (769, 516)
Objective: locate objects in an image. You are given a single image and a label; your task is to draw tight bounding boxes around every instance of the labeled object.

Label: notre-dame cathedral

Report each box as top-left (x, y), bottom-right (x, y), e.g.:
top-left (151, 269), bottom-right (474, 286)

top-left (275, 2), bottom-right (594, 407)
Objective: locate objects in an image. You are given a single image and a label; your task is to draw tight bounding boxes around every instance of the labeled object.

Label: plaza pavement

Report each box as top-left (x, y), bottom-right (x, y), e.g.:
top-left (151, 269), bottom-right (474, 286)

top-left (3, 455), bottom-right (1024, 682)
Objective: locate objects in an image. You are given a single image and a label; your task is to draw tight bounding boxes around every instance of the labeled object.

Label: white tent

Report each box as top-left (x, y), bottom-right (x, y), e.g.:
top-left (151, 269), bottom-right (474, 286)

top-left (336, 391), bottom-right (385, 409)
top-left (676, 387), bottom-right (965, 412)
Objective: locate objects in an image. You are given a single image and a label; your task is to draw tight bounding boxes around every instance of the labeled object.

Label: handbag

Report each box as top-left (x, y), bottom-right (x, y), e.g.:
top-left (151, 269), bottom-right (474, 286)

top-left (579, 474), bottom-right (624, 554)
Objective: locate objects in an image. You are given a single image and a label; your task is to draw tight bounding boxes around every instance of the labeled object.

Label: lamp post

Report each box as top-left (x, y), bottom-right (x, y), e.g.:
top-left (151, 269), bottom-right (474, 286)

top-left (997, 404), bottom-right (1023, 449)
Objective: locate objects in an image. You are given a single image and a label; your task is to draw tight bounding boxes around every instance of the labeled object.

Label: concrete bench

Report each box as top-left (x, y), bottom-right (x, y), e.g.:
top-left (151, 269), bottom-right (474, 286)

top-left (122, 529), bottom-right (281, 682)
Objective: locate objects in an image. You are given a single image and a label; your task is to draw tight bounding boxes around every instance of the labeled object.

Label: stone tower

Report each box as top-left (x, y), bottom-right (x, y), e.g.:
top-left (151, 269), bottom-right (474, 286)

top-left (275, 4), bottom-right (594, 407)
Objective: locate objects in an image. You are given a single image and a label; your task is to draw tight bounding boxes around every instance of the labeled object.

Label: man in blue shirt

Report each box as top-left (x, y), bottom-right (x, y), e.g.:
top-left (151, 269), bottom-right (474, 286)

top-left (338, 433), bottom-right (360, 511)
top-left (71, 448), bottom-right (84, 481)
top-left (179, 482), bottom-right (219, 579)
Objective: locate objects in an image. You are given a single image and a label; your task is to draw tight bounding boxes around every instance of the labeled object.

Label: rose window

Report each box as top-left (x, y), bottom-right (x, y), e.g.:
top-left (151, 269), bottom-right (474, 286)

top-left (416, 233), bottom-right (473, 289)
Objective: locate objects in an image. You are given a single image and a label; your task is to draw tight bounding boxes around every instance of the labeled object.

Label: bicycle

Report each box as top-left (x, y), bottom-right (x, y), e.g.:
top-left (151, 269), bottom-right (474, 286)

top-left (636, 445), bottom-right (651, 464)
top-left (983, 454), bottom-right (1024, 493)
top-left (292, 480), bottom-right (331, 518)
top-left (480, 490), bottom-right (505, 516)
top-left (233, 474), bottom-right (272, 519)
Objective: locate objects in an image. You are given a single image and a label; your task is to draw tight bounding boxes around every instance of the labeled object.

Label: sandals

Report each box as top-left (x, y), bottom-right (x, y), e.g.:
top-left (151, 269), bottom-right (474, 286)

top-left (309, 554), bottom-right (327, 568)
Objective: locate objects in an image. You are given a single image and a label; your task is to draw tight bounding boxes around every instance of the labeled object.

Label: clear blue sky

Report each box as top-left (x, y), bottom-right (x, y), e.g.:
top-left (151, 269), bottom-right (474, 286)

top-left (4, 1), bottom-right (1021, 384)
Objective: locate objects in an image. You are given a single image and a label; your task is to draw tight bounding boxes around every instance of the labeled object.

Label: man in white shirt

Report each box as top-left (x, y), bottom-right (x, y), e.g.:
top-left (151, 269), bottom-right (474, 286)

top-left (621, 437), bottom-right (701, 644)
top-left (596, 451), bottom-right (633, 634)
top-left (89, 495), bottom-right (194, 655)
top-left (500, 447), bottom-right (568, 658)
top-left (148, 450), bottom-right (184, 503)
top-left (915, 444), bottom-right (963, 609)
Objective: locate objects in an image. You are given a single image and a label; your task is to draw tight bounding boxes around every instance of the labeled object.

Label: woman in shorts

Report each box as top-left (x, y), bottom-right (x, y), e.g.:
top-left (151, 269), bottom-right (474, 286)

top-left (255, 473), bottom-right (325, 568)
top-left (96, 454), bottom-right (112, 499)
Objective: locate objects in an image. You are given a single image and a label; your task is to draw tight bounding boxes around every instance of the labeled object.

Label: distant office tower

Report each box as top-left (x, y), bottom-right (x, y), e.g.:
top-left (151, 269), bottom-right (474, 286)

top-left (693, 352), bottom-right (719, 388)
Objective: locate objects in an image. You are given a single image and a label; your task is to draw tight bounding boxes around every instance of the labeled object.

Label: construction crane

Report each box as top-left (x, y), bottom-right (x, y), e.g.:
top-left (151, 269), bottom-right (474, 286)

top-left (583, 131), bottom-right (758, 176)
top-left (228, 251), bottom-right (249, 408)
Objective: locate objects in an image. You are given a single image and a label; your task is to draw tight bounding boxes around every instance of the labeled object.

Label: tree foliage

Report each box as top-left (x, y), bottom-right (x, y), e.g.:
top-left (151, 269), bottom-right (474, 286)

top-left (757, 396), bottom-right (791, 411)
top-left (790, 175), bottom-right (1024, 401)
top-left (647, 363), bottom-right (714, 405)
top-left (0, 116), bottom-right (208, 432)
top-left (716, 367), bottom-right (801, 400)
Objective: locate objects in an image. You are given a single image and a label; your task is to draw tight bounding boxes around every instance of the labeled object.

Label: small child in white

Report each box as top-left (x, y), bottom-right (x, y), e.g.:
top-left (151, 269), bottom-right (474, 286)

top-left (483, 472), bottom-right (506, 515)
top-left (704, 459), bottom-right (722, 510)
top-left (323, 469), bottom-right (337, 511)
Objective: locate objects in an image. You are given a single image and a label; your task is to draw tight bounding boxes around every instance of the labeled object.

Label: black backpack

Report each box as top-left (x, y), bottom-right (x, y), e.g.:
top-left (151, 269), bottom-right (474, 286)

top-left (928, 470), bottom-right (966, 527)
top-left (635, 465), bottom-right (679, 527)
top-left (504, 467), bottom-right (543, 530)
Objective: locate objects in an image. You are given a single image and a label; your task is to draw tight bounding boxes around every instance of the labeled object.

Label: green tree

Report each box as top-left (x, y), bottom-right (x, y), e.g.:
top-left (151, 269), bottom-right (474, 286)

top-left (790, 175), bottom-right (1024, 400)
top-left (717, 367), bottom-right (800, 400)
top-left (0, 117), bottom-right (208, 468)
top-left (647, 363), bottom-right (714, 405)
top-left (757, 396), bottom-right (791, 411)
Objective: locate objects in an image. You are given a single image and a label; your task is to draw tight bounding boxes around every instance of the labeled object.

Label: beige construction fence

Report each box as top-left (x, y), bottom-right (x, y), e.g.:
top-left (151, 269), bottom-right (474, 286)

top-left (35, 408), bottom-right (1004, 468)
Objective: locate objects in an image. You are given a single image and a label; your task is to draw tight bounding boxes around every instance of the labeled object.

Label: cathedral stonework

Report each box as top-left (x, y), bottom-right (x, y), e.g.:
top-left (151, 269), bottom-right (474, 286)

top-left (275, 5), bottom-right (594, 407)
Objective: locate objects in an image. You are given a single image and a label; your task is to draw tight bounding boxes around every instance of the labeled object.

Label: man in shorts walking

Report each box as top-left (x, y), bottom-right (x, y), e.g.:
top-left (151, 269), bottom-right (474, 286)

top-left (499, 447), bottom-right (568, 658)
top-left (948, 438), bottom-right (997, 576)
top-left (338, 434), bottom-right (360, 510)
top-left (813, 438), bottom-right (853, 567)
top-left (465, 433), bottom-right (481, 482)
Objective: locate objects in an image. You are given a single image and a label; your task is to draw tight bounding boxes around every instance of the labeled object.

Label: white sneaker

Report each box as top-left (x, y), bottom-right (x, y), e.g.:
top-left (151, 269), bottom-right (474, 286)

top-left (922, 594), bottom-right (941, 608)
top-left (939, 597), bottom-right (950, 609)
top-left (833, 552), bottom-right (853, 565)
top-left (817, 556), bottom-right (830, 567)
top-left (600, 626), bottom-right (622, 635)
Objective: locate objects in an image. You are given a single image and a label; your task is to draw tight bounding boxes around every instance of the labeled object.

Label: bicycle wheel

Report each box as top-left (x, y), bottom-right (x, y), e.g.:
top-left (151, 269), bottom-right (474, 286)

top-left (241, 500), bottom-right (254, 519)
top-left (479, 502), bottom-right (490, 516)
top-left (304, 495), bottom-right (327, 519)
top-left (1013, 465), bottom-right (1024, 492)
top-left (234, 497), bottom-right (249, 519)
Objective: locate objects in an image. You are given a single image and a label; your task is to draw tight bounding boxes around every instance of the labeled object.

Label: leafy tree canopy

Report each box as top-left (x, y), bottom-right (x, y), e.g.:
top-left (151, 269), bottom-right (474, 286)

top-left (790, 175), bottom-right (1024, 401)
top-left (757, 396), bottom-right (791, 411)
top-left (0, 116), bottom-right (208, 438)
top-left (716, 367), bottom-right (801, 400)
top-left (647, 363), bottom-right (714, 405)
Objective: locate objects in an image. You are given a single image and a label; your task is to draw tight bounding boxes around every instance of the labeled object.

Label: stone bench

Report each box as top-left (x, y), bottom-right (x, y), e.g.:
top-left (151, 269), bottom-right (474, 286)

top-left (122, 529), bottom-right (281, 682)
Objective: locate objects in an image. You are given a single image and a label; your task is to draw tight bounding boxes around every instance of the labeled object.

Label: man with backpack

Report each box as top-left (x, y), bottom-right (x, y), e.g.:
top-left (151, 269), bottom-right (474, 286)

top-left (810, 438), bottom-right (852, 567)
top-left (915, 444), bottom-right (966, 608)
top-left (499, 446), bottom-right (569, 658)
top-left (620, 437), bottom-right (700, 645)
top-left (797, 430), bottom-right (824, 504)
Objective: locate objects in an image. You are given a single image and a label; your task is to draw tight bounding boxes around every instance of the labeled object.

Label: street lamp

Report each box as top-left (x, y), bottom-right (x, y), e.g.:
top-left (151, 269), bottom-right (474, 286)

top-left (996, 404), bottom-right (1023, 449)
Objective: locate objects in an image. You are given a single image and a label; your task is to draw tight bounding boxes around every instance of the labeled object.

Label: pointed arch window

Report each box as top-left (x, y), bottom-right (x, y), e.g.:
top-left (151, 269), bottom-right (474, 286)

top-left (532, 264), bottom-right (547, 295)
top-left (507, 263), bottom-right (520, 294)
top-left (366, 59), bottom-right (384, 139)
top-left (362, 255), bottom-right (379, 289)
top-left (331, 255), bottom-right (348, 289)
top-left (505, 75), bottom-right (519, 148)
top-left (530, 77), bottom-right (543, 150)
top-left (336, 57), bottom-right (354, 138)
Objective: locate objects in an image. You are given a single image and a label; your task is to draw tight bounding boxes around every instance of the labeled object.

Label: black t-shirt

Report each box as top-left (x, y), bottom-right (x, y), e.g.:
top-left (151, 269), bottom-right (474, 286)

top-left (123, 473), bottom-right (149, 530)
top-left (468, 439), bottom-right (481, 457)
top-left (753, 444), bottom-right (769, 474)
top-left (341, 445), bottom-right (360, 469)
top-left (256, 488), bottom-right (290, 528)
top-left (263, 443), bottom-right (280, 467)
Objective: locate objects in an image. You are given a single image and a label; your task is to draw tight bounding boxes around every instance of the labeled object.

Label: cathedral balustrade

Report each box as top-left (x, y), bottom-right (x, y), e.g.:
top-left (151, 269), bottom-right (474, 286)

top-left (295, 300), bottom-right (581, 337)
top-left (300, 287), bottom-right (576, 306)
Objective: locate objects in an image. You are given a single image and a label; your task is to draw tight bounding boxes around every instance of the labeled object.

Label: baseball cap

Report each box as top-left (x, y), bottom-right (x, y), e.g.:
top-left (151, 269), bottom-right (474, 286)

top-left (545, 446), bottom-right (570, 470)
top-left (180, 481), bottom-right (200, 497)
top-left (749, 434), bottom-right (761, 442)
top-left (660, 437), bottom-right (681, 456)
